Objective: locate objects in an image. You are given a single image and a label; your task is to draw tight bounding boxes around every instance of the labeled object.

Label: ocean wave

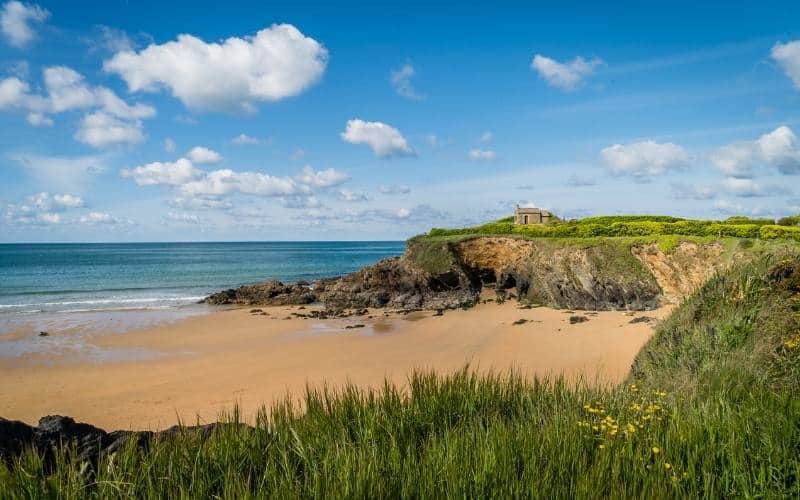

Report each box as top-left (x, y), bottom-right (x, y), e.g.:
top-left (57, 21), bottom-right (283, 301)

top-left (0, 296), bottom-right (207, 311)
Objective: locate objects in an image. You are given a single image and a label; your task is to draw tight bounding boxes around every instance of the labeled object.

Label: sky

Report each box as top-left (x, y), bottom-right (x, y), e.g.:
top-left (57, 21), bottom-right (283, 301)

top-left (1, 1), bottom-right (800, 242)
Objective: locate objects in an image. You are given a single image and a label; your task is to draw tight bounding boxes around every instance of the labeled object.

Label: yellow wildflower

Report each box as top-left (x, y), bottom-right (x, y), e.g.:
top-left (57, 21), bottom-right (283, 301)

top-left (664, 463), bottom-right (672, 470)
top-left (651, 447), bottom-right (660, 454)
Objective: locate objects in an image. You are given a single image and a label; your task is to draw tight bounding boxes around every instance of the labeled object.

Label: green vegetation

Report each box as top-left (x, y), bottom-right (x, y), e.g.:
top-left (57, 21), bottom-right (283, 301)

top-left (2, 252), bottom-right (800, 497)
top-left (426, 214), bottom-right (800, 241)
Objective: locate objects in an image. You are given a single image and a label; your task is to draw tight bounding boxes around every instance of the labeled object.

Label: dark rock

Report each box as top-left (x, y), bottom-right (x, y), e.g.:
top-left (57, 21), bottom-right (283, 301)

top-left (569, 315), bottom-right (589, 324)
top-left (433, 309), bottom-right (444, 316)
top-left (38, 331), bottom-right (48, 336)
top-left (513, 319), bottom-right (528, 325)
top-left (202, 280), bottom-right (316, 306)
top-left (344, 324), bottom-right (365, 329)
top-left (629, 316), bottom-right (656, 324)
top-left (0, 415), bottom-right (254, 468)
top-left (249, 308), bottom-right (263, 313)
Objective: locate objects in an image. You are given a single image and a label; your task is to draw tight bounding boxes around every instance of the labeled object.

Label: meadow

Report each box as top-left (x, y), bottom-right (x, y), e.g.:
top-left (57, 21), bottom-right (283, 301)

top-left (1, 249), bottom-right (799, 498)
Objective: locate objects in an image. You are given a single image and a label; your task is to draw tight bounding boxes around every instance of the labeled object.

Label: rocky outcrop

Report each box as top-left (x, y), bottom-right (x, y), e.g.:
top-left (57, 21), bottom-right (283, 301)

top-left (0, 415), bottom-right (247, 468)
top-left (202, 280), bottom-right (316, 306)
top-left (315, 256), bottom-right (478, 310)
top-left (631, 242), bottom-right (725, 304)
top-left (202, 237), bottom-right (742, 312)
top-left (452, 237), bottom-right (661, 310)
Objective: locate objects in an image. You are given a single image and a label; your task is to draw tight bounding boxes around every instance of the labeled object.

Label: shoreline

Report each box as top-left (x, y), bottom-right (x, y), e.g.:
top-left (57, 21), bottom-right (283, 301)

top-left (0, 300), bottom-right (669, 431)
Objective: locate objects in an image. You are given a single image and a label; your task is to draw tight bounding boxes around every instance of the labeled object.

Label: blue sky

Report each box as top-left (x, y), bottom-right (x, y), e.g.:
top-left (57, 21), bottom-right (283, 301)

top-left (1, 0), bottom-right (800, 242)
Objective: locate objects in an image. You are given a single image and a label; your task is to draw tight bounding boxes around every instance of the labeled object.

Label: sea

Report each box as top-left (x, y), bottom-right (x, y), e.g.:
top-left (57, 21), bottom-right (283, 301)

top-left (0, 242), bottom-right (405, 346)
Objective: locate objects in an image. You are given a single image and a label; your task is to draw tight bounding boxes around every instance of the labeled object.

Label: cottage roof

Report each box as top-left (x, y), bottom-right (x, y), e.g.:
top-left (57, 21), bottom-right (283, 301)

top-left (515, 206), bottom-right (550, 215)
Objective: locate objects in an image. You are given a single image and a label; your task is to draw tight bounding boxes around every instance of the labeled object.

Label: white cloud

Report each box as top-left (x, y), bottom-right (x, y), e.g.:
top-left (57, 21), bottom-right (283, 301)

top-left (390, 62), bottom-right (423, 100)
top-left (165, 212), bottom-right (200, 224)
top-left (79, 211), bottom-right (122, 225)
top-left (338, 189), bottom-right (369, 202)
top-left (282, 195), bottom-right (322, 209)
top-left (187, 146), bottom-right (222, 164)
top-left (180, 169), bottom-right (304, 197)
top-left (601, 140), bottom-right (689, 178)
top-left (104, 24), bottom-right (328, 113)
top-left (479, 131), bottom-right (493, 143)
top-left (772, 40), bottom-right (800, 89)
top-left (711, 126), bottom-right (800, 177)
top-left (468, 148), bottom-right (496, 161)
top-left (0, 1), bottom-right (49, 48)
top-left (0, 66), bottom-right (155, 148)
top-left (713, 199), bottom-right (774, 217)
top-left (164, 138), bottom-right (176, 153)
top-left (121, 158), bottom-right (201, 186)
top-left (52, 193), bottom-right (84, 208)
top-left (530, 54), bottom-right (602, 90)
top-left (25, 111), bottom-right (51, 126)
top-left (231, 133), bottom-right (262, 145)
top-left (38, 212), bottom-right (60, 224)
top-left (293, 165), bottom-right (348, 188)
top-left (670, 182), bottom-right (714, 200)
top-left (379, 184), bottom-right (411, 195)
top-left (168, 196), bottom-right (232, 211)
top-left (75, 111), bottom-right (145, 148)
top-left (341, 119), bottom-right (414, 157)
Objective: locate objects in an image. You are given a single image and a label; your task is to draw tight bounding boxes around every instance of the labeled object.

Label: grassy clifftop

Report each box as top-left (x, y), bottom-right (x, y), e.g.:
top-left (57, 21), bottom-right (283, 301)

top-left (422, 214), bottom-right (800, 242)
top-left (3, 252), bottom-right (800, 497)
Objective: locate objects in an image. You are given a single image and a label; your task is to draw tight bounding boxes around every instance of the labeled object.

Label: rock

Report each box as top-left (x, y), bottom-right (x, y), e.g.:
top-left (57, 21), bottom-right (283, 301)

top-left (629, 316), bottom-right (656, 324)
top-left (344, 324), bottom-right (365, 329)
top-left (0, 415), bottom-right (253, 468)
top-left (513, 319), bottom-right (528, 325)
top-left (315, 257), bottom-right (478, 311)
top-left (569, 315), bottom-right (589, 324)
top-left (202, 280), bottom-right (316, 306)
top-left (249, 308), bottom-right (263, 313)
top-left (38, 331), bottom-right (48, 336)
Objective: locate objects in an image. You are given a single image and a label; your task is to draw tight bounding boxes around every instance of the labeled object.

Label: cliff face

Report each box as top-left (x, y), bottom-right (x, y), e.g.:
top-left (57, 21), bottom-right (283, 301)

top-left (203, 237), bottom-right (744, 311)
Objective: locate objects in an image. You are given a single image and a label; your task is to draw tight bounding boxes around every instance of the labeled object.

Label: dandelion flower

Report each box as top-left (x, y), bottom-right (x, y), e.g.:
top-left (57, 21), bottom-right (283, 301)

top-left (664, 463), bottom-right (672, 470)
top-left (652, 447), bottom-right (660, 454)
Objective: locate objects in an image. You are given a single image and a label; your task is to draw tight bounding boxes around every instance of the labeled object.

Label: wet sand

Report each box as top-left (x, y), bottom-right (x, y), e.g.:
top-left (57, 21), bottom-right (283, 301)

top-left (0, 301), bottom-right (669, 430)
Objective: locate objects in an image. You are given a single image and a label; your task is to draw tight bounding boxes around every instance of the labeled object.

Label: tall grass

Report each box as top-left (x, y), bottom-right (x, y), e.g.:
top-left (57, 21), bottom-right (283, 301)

top-left (2, 253), bottom-right (800, 498)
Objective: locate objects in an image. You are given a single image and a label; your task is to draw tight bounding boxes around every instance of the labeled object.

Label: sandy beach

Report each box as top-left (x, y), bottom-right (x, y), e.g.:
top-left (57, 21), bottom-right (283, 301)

top-left (0, 301), bottom-right (668, 430)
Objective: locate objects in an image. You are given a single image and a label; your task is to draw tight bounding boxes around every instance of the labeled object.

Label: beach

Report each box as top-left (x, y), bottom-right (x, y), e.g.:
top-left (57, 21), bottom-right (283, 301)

top-left (0, 300), bottom-right (668, 430)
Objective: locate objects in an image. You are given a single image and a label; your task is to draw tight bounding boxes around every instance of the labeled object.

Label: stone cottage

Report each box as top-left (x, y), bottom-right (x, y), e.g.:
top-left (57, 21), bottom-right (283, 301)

top-left (514, 205), bottom-right (551, 225)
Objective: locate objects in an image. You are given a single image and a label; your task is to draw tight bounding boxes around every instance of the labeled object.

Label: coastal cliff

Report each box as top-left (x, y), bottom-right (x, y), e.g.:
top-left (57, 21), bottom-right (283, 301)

top-left (204, 236), bottom-right (758, 311)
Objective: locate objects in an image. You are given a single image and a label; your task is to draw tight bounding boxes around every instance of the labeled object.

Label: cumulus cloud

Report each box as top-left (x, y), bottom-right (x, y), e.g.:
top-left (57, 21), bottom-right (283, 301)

top-left (121, 158), bottom-right (201, 186)
top-left (231, 133), bottom-right (262, 145)
top-left (772, 40), bottom-right (800, 89)
top-left (713, 200), bottom-right (774, 217)
top-left (168, 196), bottom-right (232, 211)
top-left (180, 169), bottom-right (304, 197)
top-left (165, 212), bottom-right (200, 224)
top-left (0, 1), bottom-right (48, 48)
top-left (75, 111), bottom-right (146, 148)
top-left (3, 191), bottom-right (86, 226)
top-left (104, 24), bottom-right (328, 113)
top-left (293, 165), bottom-right (348, 188)
top-left (187, 146), bottom-right (222, 164)
top-left (338, 189), bottom-right (369, 202)
top-left (601, 140), bottom-right (689, 178)
top-left (468, 148), bottom-right (496, 162)
top-left (711, 126), bottom-right (800, 177)
top-left (670, 182), bottom-right (715, 200)
top-left (390, 62), bottom-right (423, 100)
top-left (281, 195), bottom-right (322, 209)
top-left (79, 211), bottom-right (124, 225)
top-left (530, 54), bottom-right (602, 90)
top-left (341, 119), bottom-right (414, 157)
top-left (0, 66), bottom-right (155, 147)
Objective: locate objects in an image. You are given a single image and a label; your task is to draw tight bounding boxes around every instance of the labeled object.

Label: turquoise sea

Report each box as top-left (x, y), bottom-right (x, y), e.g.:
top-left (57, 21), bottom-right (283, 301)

top-left (0, 242), bottom-right (404, 337)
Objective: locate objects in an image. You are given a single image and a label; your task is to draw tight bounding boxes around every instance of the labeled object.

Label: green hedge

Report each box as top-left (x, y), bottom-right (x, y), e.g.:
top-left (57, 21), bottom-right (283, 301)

top-left (428, 216), bottom-right (800, 242)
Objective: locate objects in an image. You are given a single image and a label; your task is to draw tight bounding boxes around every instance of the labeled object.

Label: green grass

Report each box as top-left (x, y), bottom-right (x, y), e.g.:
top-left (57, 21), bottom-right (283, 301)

top-left (3, 253), bottom-right (800, 497)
